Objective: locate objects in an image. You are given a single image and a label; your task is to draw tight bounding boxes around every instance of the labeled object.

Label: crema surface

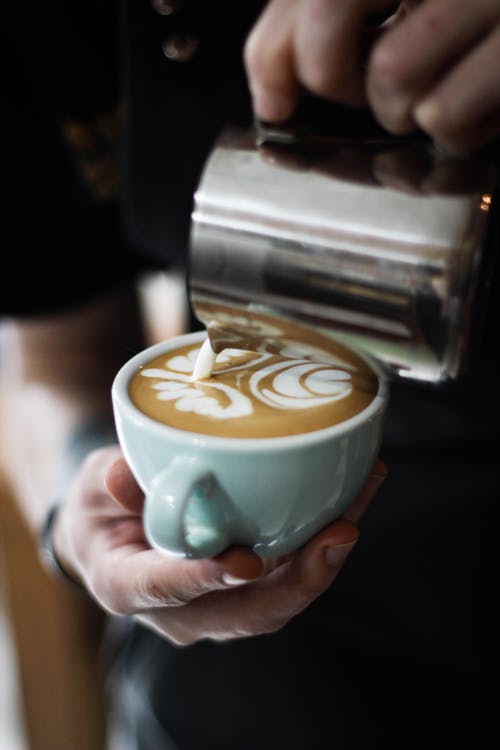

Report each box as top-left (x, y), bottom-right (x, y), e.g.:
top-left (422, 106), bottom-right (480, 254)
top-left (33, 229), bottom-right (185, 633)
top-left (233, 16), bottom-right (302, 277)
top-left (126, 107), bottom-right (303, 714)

top-left (129, 336), bottom-right (379, 438)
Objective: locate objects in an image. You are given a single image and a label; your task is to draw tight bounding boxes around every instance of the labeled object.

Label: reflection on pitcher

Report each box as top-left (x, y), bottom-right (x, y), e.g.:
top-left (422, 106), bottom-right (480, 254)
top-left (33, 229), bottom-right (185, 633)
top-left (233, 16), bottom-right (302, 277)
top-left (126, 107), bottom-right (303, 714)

top-left (190, 127), bottom-right (498, 384)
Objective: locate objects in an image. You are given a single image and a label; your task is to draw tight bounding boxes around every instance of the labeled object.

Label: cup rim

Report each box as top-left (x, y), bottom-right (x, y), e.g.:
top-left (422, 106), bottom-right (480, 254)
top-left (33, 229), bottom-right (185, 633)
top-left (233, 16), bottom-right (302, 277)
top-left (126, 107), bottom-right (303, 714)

top-left (112, 331), bottom-right (389, 450)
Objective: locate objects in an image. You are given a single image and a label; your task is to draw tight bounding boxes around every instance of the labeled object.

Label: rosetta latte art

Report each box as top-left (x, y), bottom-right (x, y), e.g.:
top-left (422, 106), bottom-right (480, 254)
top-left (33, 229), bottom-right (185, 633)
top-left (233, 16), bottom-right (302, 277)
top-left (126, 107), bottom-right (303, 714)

top-left (250, 360), bottom-right (351, 410)
top-left (130, 330), bottom-right (378, 437)
top-left (140, 346), bottom-right (352, 421)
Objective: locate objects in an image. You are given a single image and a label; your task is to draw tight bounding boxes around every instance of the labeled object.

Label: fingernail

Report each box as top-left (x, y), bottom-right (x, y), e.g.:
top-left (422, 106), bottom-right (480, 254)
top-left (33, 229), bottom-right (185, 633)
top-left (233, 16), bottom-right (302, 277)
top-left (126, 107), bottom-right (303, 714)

top-left (325, 540), bottom-right (358, 568)
top-left (414, 98), bottom-right (438, 130)
top-left (222, 573), bottom-right (254, 586)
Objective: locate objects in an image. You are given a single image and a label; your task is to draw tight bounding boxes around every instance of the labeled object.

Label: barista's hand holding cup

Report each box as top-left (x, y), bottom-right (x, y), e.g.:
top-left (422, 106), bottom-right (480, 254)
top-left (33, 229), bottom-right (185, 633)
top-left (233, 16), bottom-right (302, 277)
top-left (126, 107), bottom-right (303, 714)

top-left (112, 316), bottom-right (388, 561)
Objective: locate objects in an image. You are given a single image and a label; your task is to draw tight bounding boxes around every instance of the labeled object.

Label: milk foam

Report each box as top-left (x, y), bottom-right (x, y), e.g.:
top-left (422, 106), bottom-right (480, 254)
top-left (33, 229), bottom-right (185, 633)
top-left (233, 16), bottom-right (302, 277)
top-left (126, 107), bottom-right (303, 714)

top-left (140, 342), bottom-right (353, 422)
top-left (191, 337), bottom-right (217, 380)
top-left (250, 360), bottom-right (352, 410)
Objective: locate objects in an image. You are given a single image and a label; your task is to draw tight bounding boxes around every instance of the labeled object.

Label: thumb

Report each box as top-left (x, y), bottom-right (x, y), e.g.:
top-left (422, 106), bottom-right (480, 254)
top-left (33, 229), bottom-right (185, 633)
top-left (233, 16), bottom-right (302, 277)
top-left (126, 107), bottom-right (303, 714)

top-left (105, 456), bottom-right (144, 513)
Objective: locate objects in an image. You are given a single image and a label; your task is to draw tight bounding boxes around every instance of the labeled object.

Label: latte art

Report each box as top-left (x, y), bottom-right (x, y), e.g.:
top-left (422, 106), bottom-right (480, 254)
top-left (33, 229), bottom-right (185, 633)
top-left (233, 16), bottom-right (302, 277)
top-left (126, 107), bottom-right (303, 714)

top-left (249, 359), bottom-right (352, 409)
top-left (129, 336), bottom-right (379, 438)
top-left (141, 348), bottom-right (255, 421)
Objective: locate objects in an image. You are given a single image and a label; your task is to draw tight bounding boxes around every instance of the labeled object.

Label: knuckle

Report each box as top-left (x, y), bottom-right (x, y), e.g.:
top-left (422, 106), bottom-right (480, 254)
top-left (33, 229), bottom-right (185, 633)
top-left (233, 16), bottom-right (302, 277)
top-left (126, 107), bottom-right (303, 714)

top-left (417, 6), bottom-right (446, 36)
top-left (369, 44), bottom-right (404, 93)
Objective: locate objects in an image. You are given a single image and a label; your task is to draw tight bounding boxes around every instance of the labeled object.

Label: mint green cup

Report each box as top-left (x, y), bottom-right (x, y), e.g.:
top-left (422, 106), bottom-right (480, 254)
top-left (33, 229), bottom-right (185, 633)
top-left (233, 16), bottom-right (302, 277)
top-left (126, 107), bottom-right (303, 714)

top-left (112, 332), bottom-right (388, 559)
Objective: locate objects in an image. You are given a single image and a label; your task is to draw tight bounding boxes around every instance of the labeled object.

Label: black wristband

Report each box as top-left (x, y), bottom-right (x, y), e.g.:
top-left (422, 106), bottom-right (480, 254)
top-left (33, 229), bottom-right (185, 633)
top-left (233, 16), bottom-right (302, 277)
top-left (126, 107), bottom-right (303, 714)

top-left (39, 502), bottom-right (88, 595)
top-left (38, 416), bottom-right (117, 595)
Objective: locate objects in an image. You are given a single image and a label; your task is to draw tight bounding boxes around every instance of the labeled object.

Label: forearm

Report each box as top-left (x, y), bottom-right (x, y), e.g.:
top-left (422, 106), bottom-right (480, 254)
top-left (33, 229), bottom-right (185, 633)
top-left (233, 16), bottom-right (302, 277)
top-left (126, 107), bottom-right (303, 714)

top-left (0, 283), bottom-right (146, 534)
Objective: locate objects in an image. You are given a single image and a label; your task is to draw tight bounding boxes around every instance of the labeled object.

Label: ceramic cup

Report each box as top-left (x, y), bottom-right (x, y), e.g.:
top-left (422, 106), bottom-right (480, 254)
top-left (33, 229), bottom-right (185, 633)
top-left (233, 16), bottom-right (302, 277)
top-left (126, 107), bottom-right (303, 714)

top-left (111, 332), bottom-right (388, 559)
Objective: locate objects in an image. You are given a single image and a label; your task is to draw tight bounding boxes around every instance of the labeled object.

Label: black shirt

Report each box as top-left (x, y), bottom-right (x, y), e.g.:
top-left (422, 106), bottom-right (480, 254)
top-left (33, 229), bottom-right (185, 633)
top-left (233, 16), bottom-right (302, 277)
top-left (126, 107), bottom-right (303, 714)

top-left (5, 2), bottom-right (499, 748)
top-left (4, 0), bottom-right (263, 316)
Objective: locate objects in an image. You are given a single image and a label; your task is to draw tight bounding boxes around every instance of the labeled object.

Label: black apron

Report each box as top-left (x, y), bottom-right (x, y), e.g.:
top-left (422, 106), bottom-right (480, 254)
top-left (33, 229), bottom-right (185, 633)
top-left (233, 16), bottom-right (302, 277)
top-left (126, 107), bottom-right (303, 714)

top-left (108, 4), bottom-right (499, 748)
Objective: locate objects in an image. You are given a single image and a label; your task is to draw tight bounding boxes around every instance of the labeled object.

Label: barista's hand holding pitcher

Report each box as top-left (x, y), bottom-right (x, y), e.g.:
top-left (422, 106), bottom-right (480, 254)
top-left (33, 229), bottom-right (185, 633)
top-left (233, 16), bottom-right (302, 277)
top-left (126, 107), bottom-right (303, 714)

top-left (52, 446), bottom-right (386, 645)
top-left (244, 0), bottom-right (500, 152)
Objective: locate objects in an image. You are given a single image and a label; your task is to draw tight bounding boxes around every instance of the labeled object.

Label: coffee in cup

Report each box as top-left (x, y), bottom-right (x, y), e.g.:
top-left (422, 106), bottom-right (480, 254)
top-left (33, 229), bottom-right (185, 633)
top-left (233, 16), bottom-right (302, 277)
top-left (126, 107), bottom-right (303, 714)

top-left (129, 313), bottom-right (379, 439)
top-left (113, 328), bottom-right (388, 558)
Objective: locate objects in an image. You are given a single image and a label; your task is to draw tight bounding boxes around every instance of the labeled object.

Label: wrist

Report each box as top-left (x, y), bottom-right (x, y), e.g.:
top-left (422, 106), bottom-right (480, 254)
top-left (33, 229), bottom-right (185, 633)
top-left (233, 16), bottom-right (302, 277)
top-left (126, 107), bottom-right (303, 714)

top-left (39, 502), bottom-right (87, 595)
top-left (39, 415), bottom-right (117, 594)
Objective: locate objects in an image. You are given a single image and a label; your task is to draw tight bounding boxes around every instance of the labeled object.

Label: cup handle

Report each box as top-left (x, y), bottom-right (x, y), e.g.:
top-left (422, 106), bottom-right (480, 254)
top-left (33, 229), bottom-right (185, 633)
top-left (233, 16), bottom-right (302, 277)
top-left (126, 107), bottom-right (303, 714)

top-left (143, 456), bottom-right (235, 558)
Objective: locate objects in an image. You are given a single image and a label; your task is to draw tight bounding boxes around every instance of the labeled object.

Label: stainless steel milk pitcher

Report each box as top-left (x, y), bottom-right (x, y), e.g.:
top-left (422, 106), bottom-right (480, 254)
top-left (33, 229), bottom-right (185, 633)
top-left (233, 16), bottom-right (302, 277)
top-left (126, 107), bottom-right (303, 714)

top-left (189, 109), bottom-right (498, 384)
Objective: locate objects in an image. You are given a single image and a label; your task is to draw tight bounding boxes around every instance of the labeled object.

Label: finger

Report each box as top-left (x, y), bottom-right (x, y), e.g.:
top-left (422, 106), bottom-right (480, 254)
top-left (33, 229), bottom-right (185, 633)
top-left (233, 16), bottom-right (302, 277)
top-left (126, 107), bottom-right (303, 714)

top-left (294, 0), bottom-right (398, 105)
top-left (244, 0), bottom-right (301, 122)
top-left (73, 445), bottom-right (136, 519)
top-left (414, 27), bottom-right (500, 152)
top-left (215, 546), bottom-right (267, 584)
top-left (342, 458), bottom-right (388, 523)
top-left (286, 517), bottom-right (360, 587)
top-left (105, 456), bottom-right (144, 514)
top-left (88, 532), bottom-right (266, 615)
top-left (137, 519), bottom-right (360, 645)
top-left (368, 0), bottom-right (499, 135)
top-left (108, 456), bottom-right (386, 616)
